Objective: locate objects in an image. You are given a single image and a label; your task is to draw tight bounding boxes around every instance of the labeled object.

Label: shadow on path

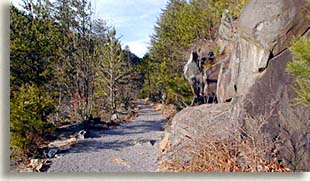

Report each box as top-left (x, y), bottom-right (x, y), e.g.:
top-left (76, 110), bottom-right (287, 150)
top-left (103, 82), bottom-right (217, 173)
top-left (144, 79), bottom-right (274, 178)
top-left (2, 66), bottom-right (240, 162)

top-left (53, 99), bottom-right (166, 156)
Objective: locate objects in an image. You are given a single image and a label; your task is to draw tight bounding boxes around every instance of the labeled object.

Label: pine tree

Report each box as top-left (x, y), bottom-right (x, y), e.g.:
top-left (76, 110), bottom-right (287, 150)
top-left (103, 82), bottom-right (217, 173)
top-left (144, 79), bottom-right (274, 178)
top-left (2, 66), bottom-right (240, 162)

top-left (52, 0), bottom-right (97, 122)
top-left (51, 0), bottom-right (80, 122)
top-left (74, 0), bottom-right (95, 119)
top-left (10, 3), bottom-right (57, 158)
top-left (10, 2), bottom-right (59, 91)
top-left (98, 28), bottom-right (132, 114)
top-left (287, 0), bottom-right (310, 107)
top-left (10, 84), bottom-right (55, 159)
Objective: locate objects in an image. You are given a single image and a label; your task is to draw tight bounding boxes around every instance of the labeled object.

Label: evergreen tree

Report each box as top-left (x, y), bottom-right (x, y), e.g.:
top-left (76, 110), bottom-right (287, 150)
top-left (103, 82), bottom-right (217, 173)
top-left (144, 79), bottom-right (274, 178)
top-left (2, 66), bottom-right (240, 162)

top-left (10, 84), bottom-right (55, 159)
top-left (10, 3), bottom-right (58, 159)
top-left (52, 0), bottom-right (95, 121)
top-left (52, 0), bottom-right (80, 122)
top-left (10, 3), bottom-right (59, 91)
top-left (97, 28), bottom-right (132, 114)
top-left (287, 0), bottom-right (310, 107)
top-left (74, 0), bottom-right (95, 119)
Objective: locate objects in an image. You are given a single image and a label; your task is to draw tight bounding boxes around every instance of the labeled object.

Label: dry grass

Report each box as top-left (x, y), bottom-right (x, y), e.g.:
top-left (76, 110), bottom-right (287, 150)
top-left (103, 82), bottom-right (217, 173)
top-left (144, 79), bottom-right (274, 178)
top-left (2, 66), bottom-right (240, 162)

top-left (160, 108), bottom-right (294, 172)
top-left (161, 136), bottom-right (290, 172)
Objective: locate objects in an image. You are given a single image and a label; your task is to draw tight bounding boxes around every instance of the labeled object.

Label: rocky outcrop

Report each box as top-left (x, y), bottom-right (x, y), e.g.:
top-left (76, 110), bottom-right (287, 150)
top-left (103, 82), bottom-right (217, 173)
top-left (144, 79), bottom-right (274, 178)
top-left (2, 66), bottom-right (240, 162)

top-left (240, 0), bottom-right (308, 57)
top-left (233, 46), bottom-right (310, 170)
top-left (161, 0), bottom-right (310, 171)
top-left (218, 0), bottom-right (310, 102)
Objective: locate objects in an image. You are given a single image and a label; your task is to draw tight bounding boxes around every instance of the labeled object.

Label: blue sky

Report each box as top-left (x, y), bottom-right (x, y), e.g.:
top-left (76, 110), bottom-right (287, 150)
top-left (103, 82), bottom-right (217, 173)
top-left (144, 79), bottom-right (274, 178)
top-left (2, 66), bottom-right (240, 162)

top-left (11, 0), bottom-right (169, 57)
top-left (93, 0), bottom-right (168, 57)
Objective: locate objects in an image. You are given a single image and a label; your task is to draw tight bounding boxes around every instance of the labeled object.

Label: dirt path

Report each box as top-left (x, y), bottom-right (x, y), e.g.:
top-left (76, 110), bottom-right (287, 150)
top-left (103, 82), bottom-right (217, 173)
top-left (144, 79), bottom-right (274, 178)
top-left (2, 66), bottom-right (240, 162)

top-left (47, 100), bottom-right (166, 172)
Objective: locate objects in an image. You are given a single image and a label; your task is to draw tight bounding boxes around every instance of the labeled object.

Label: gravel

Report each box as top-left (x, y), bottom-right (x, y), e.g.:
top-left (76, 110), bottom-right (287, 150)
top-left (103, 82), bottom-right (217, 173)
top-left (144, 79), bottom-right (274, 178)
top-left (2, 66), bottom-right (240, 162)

top-left (47, 100), bottom-right (166, 173)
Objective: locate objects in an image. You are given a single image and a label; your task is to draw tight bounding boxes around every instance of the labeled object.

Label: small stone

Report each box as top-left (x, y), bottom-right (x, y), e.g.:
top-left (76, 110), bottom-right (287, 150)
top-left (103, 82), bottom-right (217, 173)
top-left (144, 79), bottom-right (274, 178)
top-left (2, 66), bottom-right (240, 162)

top-left (48, 149), bottom-right (58, 158)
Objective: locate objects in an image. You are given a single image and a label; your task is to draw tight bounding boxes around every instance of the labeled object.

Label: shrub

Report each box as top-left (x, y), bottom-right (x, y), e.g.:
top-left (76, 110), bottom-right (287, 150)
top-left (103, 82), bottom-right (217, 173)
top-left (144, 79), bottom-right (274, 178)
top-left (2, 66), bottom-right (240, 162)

top-left (10, 84), bottom-right (55, 160)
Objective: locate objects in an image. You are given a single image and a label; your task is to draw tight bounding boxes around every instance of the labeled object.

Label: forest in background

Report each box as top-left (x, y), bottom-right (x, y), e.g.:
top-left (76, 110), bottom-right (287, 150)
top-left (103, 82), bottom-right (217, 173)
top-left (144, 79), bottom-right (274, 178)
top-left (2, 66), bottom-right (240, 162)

top-left (10, 0), bottom-right (310, 167)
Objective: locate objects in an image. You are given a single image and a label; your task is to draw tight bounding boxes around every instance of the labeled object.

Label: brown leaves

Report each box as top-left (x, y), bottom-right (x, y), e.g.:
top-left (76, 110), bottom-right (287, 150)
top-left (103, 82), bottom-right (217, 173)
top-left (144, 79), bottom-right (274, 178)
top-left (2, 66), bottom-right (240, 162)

top-left (160, 138), bottom-right (291, 172)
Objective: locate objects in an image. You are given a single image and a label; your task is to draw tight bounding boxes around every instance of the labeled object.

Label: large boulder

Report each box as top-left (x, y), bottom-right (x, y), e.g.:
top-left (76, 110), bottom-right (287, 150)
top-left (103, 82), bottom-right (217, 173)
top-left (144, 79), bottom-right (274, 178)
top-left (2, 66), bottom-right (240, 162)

top-left (160, 103), bottom-right (234, 161)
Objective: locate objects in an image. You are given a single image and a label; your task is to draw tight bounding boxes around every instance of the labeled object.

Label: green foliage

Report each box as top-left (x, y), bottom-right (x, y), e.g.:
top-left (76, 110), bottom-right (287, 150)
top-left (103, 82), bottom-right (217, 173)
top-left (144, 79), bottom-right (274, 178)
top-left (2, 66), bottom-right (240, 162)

top-left (10, 84), bottom-right (55, 158)
top-left (229, 0), bottom-right (249, 17)
top-left (292, 80), bottom-right (310, 107)
top-left (288, 38), bottom-right (310, 79)
top-left (287, 37), bottom-right (310, 107)
top-left (10, 5), bottom-right (60, 91)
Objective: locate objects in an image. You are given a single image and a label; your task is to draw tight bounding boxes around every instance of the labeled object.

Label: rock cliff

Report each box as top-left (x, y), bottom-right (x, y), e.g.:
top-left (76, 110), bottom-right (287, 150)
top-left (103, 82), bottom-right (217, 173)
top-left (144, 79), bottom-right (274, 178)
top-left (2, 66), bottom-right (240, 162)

top-left (160, 0), bottom-right (310, 171)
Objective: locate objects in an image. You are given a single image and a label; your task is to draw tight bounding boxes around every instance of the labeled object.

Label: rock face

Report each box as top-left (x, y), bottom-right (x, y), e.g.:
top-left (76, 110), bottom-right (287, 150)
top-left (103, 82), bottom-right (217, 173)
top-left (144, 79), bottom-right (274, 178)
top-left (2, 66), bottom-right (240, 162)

top-left (218, 0), bottom-right (310, 102)
top-left (234, 47), bottom-right (310, 170)
top-left (161, 0), bottom-right (310, 171)
top-left (240, 0), bottom-right (308, 56)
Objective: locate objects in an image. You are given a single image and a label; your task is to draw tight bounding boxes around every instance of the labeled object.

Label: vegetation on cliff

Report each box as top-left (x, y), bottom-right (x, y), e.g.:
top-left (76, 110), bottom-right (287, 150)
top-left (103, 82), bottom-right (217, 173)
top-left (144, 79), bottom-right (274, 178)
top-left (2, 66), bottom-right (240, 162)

top-left (287, 0), bottom-right (310, 107)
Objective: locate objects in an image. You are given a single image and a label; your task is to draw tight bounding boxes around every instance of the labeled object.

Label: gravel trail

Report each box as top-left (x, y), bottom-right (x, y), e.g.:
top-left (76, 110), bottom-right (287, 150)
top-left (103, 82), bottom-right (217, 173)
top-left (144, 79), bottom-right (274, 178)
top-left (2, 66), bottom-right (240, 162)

top-left (47, 100), bottom-right (166, 172)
